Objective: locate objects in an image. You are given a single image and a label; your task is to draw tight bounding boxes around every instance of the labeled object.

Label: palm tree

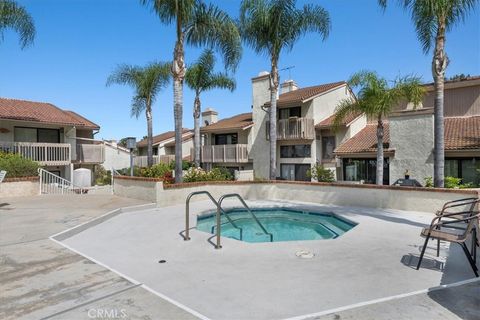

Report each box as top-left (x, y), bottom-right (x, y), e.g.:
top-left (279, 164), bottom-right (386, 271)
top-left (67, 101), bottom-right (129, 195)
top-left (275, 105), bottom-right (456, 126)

top-left (140, 0), bottom-right (241, 183)
top-left (106, 62), bottom-right (171, 167)
top-left (378, 0), bottom-right (479, 187)
top-left (0, 0), bottom-right (35, 48)
top-left (239, 0), bottom-right (331, 180)
top-left (185, 49), bottom-right (236, 167)
top-left (333, 71), bottom-right (425, 185)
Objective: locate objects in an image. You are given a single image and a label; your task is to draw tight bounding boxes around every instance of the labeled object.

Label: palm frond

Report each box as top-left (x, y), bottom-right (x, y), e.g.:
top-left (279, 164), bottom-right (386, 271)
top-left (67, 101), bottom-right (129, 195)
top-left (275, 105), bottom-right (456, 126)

top-left (139, 0), bottom-right (196, 25)
top-left (332, 97), bottom-right (363, 132)
top-left (206, 72), bottom-right (236, 92)
top-left (186, 2), bottom-right (242, 71)
top-left (297, 4), bottom-right (330, 41)
top-left (131, 95), bottom-right (146, 119)
top-left (0, 0), bottom-right (35, 48)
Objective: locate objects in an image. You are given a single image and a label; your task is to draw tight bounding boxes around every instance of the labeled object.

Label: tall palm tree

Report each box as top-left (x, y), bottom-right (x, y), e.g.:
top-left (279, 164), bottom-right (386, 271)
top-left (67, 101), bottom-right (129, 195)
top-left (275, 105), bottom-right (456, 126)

top-left (140, 0), bottom-right (241, 183)
top-left (239, 0), bottom-right (331, 180)
top-left (333, 71), bottom-right (425, 185)
top-left (106, 62), bottom-right (171, 167)
top-left (0, 0), bottom-right (35, 48)
top-left (378, 0), bottom-right (479, 187)
top-left (185, 49), bottom-right (236, 167)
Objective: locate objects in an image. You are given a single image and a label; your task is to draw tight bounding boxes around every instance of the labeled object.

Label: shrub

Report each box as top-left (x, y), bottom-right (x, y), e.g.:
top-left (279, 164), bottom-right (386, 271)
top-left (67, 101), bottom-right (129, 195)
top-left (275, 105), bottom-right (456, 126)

top-left (94, 166), bottom-right (111, 185)
top-left (0, 152), bottom-right (39, 178)
top-left (307, 164), bottom-right (335, 182)
top-left (168, 160), bottom-right (193, 171)
top-left (424, 176), bottom-right (433, 188)
top-left (140, 162), bottom-right (171, 178)
top-left (444, 176), bottom-right (474, 189)
top-left (183, 167), bottom-right (233, 183)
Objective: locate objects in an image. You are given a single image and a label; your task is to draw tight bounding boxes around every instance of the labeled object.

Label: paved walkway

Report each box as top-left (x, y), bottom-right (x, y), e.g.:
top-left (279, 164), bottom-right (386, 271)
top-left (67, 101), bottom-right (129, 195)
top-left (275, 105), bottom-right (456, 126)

top-left (0, 195), bottom-right (478, 320)
top-left (0, 195), bottom-right (197, 320)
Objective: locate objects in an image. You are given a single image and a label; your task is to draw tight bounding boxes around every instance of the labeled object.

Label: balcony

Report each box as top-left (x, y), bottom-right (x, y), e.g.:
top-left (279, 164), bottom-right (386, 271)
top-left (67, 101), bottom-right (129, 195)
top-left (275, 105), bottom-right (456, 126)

top-left (267, 117), bottom-right (315, 140)
top-left (134, 155), bottom-right (176, 167)
top-left (200, 144), bottom-right (249, 163)
top-left (76, 143), bottom-right (105, 164)
top-left (0, 141), bottom-right (71, 166)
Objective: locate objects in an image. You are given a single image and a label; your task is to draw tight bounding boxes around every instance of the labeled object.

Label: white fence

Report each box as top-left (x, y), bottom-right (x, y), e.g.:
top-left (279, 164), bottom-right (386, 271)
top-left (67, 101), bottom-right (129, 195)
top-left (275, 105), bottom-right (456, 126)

top-left (134, 155), bottom-right (176, 167)
top-left (200, 144), bottom-right (249, 163)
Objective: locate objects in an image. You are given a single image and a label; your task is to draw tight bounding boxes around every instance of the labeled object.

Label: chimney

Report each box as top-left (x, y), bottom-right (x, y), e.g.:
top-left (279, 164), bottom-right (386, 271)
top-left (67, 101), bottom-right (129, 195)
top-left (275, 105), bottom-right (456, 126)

top-left (202, 108), bottom-right (218, 126)
top-left (280, 79), bottom-right (298, 94)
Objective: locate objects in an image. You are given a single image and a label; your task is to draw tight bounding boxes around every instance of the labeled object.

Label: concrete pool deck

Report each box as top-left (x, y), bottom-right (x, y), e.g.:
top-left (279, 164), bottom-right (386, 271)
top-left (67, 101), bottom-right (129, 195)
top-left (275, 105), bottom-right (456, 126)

top-left (58, 199), bottom-right (480, 320)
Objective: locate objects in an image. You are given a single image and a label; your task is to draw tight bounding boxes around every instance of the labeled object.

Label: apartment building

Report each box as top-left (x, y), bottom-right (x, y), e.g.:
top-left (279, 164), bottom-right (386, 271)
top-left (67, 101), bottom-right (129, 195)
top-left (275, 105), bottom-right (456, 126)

top-left (0, 98), bottom-right (105, 180)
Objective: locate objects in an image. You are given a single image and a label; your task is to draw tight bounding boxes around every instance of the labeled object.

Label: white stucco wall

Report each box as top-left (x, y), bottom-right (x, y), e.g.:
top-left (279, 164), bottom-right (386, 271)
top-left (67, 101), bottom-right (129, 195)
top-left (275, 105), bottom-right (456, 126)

top-left (251, 73), bottom-right (271, 179)
top-left (0, 179), bottom-right (39, 197)
top-left (103, 143), bottom-right (131, 170)
top-left (389, 112), bottom-right (434, 185)
top-left (112, 180), bottom-right (479, 213)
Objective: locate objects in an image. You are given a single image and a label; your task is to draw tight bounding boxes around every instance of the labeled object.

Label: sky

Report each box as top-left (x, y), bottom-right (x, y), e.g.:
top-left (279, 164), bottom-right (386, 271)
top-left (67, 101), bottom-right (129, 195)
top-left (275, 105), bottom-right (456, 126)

top-left (1, 0), bottom-right (479, 141)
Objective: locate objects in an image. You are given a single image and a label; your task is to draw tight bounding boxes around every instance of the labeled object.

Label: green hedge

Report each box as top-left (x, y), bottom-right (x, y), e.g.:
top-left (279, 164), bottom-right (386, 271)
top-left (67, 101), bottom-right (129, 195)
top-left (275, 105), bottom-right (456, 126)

top-left (0, 152), bottom-right (39, 178)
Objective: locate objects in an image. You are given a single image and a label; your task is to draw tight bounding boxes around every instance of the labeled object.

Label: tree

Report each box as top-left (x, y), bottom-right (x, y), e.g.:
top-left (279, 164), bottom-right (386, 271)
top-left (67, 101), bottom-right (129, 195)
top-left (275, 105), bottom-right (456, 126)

top-left (378, 0), bottom-right (479, 187)
top-left (185, 49), bottom-right (236, 167)
top-left (239, 0), bottom-right (330, 180)
top-left (333, 71), bottom-right (425, 185)
top-left (140, 0), bottom-right (241, 183)
top-left (106, 62), bottom-right (171, 167)
top-left (0, 0), bottom-right (35, 48)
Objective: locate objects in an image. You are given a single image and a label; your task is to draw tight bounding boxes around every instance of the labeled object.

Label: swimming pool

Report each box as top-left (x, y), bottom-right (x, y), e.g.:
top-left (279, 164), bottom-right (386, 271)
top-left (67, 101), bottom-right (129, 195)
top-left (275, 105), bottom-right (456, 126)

top-left (196, 208), bottom-right (356, 243)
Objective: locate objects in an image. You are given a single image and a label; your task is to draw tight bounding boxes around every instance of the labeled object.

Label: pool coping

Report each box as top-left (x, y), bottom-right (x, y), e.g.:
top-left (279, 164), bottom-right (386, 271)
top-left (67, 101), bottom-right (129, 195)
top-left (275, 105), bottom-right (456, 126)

top-left (49, 201), bottom-right (480, 320)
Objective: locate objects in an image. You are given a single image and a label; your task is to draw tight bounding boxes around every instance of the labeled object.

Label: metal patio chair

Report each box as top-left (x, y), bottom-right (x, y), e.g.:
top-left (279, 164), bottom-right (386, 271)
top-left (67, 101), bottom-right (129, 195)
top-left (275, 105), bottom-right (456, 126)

top-left (417, 210), bottom-right (479, 277)
top-left (435, 197), bottom-right (480, 261)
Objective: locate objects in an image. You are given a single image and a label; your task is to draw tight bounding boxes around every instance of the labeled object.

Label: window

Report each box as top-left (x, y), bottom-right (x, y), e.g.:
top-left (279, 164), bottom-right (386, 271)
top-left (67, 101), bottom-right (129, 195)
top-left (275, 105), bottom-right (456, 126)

top-left (14, 127), bottom-right (60, 143)
top-left (279, 106), bottom-right (301, 119)
top-left (280, 164), bottom-right (311, 181)
top-left (321, 136), bottom-right (336, 160)
top-left (343, 158), bottom-right (390, 185)
top-left (214, 133), bottom-right (237, 145)
top-left (280, 145), bottom-right (311, 158)
top-left (445, 158), bottom-right (480, 185)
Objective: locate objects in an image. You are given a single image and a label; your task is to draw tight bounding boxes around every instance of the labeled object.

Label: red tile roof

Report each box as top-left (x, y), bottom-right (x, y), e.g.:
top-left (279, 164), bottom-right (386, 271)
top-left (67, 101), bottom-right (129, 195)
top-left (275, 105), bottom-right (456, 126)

top-left (336, 116), bottom-right (480, 155)
top-left (316, 112), bottom-right (363, 128)
top-left (201, 113), bottom-right (253, 133)
top-left (444, 116), bottom-right (480, 150)
top-left (164, 132), bottom-right (194, 147)
top-left (265, 81), bottom-right (346, 107)
top-left (335, 123), bottom-right (391, 154)
top-left (0, 98), bottom-right (100, 129)
top-left (137, 129), bottom-right (192, 147)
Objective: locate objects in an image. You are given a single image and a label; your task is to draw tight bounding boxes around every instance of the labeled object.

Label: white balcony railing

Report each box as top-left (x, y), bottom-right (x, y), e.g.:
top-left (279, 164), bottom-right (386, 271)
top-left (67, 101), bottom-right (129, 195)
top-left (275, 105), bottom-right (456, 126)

top-left (0, 141), bottom-right (71, 166)
top-left (200, 144), bottom-right (249, 163)
top-left (134, 155), bottom-right (176, 167)
top-left (267, 117), bottom-right (315, 140)
top-left (76, 143), bottom-right (105, 164)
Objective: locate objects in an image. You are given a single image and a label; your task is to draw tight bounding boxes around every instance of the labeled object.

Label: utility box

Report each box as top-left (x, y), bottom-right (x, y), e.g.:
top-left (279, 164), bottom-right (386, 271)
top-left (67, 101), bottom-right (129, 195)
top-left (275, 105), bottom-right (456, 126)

top-left (74, 168), bottom-right (92, 187)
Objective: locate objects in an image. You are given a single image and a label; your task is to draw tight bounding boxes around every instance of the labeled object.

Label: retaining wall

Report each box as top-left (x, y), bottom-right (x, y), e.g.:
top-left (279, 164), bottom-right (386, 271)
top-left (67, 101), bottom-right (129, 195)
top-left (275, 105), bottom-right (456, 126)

top-left (113, 176), bottom-right (479, 213)
top-left (0, 177), bottom-right (39, 197)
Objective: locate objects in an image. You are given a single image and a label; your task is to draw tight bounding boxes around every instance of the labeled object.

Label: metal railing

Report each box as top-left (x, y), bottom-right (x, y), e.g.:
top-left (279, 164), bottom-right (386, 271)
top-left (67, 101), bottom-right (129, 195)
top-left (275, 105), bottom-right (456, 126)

top-left (199, 144), bottom-right (249, 163)
top-left (38, 168), bottom-right (84, 195)
top-left (216, 194), bottom-right (273, 248)
top-left (184, 191), bottom-right (242, 247)
top-left (0, 141), bottom-right (71, 166)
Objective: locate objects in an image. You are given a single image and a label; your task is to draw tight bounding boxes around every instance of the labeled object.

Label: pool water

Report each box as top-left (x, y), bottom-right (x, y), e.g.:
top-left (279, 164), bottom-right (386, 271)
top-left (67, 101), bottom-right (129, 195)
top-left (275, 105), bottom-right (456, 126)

top-left (196, 208), bottom-right (356, 243)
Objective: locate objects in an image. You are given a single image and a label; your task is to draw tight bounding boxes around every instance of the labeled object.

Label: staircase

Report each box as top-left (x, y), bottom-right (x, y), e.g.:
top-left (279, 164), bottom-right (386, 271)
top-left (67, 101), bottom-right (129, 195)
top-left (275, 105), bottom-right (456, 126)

top-left (38, 168), bottom-right (85, 195)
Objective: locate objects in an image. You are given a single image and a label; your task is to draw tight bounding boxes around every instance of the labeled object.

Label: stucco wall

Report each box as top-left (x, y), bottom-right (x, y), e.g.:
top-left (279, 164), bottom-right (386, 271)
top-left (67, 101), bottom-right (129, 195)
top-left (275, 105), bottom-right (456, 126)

top-left (0, 177), bottom-right (39, 197)
top-left (112, 176), bottom-right (163, 202)
top-left (114, 178), bottom-right (478, 213)
top-left (389, 112), bottom-right (434, 184)
top-left (251, 73), bottom-right (271, 179)
top-left (103, 143), bottom-right (131, 170)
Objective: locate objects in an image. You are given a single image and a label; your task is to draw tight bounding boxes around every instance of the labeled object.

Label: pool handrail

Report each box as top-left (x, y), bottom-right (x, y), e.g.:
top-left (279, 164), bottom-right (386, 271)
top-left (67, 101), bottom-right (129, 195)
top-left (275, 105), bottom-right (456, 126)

top-left (217, 193), bottom-right (273, 248)
top-left (184, 191), bottom-right (242, 243)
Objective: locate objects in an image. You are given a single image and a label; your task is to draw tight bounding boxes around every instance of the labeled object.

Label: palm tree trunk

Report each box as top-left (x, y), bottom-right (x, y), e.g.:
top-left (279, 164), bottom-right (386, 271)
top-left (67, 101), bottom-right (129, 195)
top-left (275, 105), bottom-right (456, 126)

top-left (376, 116), bottom-right (384, 185)
top-left (193, 93), bottom-right (201, 167)
top-left (146, 101), bottom-right (153, 167)
top-left (172, 8), bottom-right (185, 183)
top-left (269, 59), bottom-right (279, 180)
top-left (432, 22), bottom-right (447, 188)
